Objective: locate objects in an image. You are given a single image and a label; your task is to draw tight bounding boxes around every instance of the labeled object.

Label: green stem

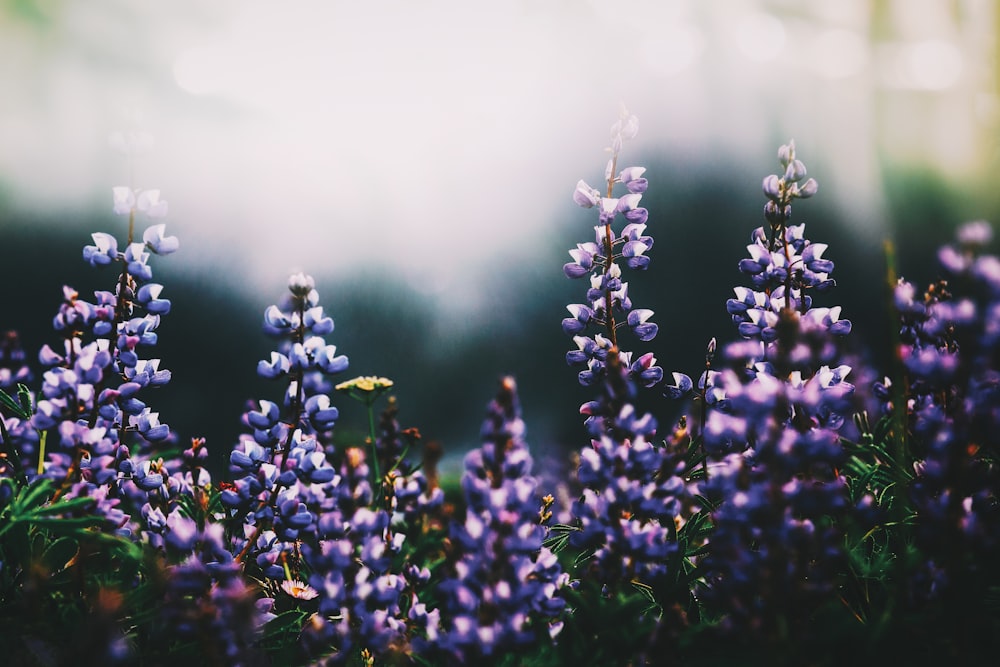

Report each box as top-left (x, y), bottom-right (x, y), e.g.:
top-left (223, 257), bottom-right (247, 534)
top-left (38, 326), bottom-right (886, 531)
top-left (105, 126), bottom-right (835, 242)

top-left (36, 430), bottom-right (48, 476)
top-left (385, 442), bottom-right (412, 478)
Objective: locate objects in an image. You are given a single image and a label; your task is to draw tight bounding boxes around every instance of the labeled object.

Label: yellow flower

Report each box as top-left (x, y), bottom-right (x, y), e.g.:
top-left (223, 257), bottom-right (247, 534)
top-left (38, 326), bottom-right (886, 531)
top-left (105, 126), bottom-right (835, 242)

top-left (335, 376), bottom-right (394, 406)
top-left (335, 376), bottom-right (394, 393)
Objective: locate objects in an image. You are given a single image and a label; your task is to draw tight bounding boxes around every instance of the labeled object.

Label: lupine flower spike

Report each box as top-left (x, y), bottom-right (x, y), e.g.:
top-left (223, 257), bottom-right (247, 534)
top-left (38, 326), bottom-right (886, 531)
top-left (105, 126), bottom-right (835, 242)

top-left (697, 141), bottom-right (854, 644)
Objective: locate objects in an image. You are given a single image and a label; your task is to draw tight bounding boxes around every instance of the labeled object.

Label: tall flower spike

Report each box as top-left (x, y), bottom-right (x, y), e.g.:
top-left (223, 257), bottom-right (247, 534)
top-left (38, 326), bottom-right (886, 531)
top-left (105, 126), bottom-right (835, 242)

top-left (563, 109), bottom-right (661, 397)
top-left (34, 179), bottom-right (179, 492)
top-left (696, 142), bottom-right (854, 643)
top-left (424, 377), bottom-right (567, 663)
top-left (558, 114), bottom-right (689, 621)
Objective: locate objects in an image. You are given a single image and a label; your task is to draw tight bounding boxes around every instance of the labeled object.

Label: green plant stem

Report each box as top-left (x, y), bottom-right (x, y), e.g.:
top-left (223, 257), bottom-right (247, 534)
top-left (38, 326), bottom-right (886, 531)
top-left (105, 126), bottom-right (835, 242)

top-left (36, 430), bottom-right (47, 476)
top-left (384, 442), bottom-right (411, 478)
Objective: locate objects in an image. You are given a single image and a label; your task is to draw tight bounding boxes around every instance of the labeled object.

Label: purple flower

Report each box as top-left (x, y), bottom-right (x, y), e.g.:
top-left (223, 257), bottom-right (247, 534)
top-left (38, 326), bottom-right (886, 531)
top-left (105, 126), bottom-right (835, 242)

top-left (142, 223), bottom-right (179, 255)
top-left (693, 141), bottom-right (854, 639)
top-left (427, 377), bottom-right (567, 661)
top-left (83, 232), bottom-right (119, 266)
top-left (573, 179), bottom-right (600, 208)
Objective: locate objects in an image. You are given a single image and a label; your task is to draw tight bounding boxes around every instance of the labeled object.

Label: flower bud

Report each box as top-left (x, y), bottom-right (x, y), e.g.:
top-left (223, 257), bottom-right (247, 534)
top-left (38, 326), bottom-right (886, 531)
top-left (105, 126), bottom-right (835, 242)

top-left (764, 201), bottom-right (783, 224)
top-left (762, 174), bottom-right (782, 201)
top-left (778, 140), bottom-right (795, 166)
top-left (796, 178), bottom-right (818, 198)
top-left (784, 159), bottom-right (807, 182)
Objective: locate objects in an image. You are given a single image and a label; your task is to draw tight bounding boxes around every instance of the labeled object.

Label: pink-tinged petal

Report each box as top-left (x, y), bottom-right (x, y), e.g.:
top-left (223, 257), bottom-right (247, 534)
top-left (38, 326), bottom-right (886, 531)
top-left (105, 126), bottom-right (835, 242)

top-left (281, 579), bottom-right (319, 600)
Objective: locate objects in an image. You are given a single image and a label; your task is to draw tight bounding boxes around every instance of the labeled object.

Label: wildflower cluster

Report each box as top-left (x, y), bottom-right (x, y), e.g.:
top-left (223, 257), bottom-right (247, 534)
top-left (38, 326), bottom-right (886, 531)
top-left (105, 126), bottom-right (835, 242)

top-left (2, 111), bottom-right (999, 665)
top-left (678, 142), bottom-right (856, 642)
top-left (560, 111), bottom-right (688, 600)
top-left (425, 376), bottom-right (567, 662)
top-left (880, 222), bottom-right (1000, 632)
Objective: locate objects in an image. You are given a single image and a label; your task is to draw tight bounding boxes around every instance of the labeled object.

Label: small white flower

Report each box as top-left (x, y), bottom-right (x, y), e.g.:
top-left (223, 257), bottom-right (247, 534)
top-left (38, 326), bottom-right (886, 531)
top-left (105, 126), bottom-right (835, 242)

top-left (281, 579), bottom-right (319, 600)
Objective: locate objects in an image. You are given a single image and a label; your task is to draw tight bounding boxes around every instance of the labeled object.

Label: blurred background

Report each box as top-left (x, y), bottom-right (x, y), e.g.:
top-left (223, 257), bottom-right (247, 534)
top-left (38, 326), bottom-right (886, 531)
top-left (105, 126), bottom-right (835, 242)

top-left (2, 0), bottom-right (999, 475)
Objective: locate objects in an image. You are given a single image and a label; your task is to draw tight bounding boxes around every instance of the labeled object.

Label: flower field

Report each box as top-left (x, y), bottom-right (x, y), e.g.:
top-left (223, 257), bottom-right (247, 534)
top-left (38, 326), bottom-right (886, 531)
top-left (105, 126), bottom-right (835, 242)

top-left (1, 111), bottom-right (999, 665)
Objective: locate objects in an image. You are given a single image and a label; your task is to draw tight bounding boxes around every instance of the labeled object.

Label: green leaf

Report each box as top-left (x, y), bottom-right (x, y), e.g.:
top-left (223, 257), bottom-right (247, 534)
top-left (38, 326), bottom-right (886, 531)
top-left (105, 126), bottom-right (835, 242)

top-left (686, 544), bottom-right (711, 558)
top-left (41, 536), bottom-right (79, 574)
top-left (681, 565), bottom-right (705, 585)
top-left (27, 516), bottom-right (105, 530)
top-left (872, 415), bottom-right (893, 446)
top-left (92, 531), bottom-right (145, 564)
top-left (16, 384), bottom-right (33, 416)
top-left (692, 493), bottom-right (718, 512)
top-left (630, 579), bottom-right (657, 604)
top-left (0, 387), bottom-right (28, 419)
top-left (31, 495), bottom-right (97, 516)
top-left (573, 548), bottom-right (595, 568)
top-left (15, 478), bottom-right (56, 513)
top-left (0, 476), bottom-right (17, 501)
top-left (679, 446), bottom-right (709, 482)
top-left (261, 609), bottom-right (308, 641)
top-left (876, 482), bottom-right (898, 508)
top-left (543, 532), bottom-right (570, 554)
top-left (548, 523), bottom-right (580, 533)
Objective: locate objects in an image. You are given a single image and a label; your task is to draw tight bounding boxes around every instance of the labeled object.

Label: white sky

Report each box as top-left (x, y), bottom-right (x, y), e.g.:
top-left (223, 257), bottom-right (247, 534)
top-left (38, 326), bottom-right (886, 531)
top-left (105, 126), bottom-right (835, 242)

top-left (1, 0), bottom-right (995, 324)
